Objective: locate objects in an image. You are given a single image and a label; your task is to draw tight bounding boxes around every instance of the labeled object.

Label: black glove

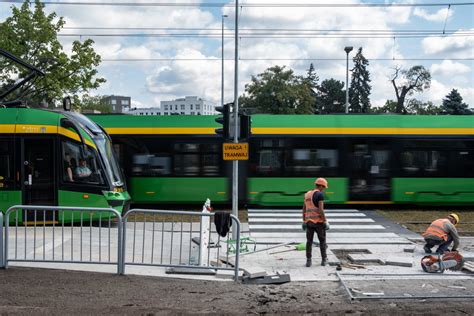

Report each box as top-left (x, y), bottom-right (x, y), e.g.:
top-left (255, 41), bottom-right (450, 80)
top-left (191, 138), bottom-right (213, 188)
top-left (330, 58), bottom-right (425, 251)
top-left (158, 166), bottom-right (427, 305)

top-left (302, 223), bottom-right (307, 231)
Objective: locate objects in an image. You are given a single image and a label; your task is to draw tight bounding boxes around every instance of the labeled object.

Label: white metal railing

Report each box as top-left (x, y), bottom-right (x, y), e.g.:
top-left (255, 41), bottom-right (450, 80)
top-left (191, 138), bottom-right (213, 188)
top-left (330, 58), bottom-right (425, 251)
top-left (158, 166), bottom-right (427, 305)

top-left (121, 208), bottom-right (241, 280)
top-left (4, 205), bottom-right (123, 273)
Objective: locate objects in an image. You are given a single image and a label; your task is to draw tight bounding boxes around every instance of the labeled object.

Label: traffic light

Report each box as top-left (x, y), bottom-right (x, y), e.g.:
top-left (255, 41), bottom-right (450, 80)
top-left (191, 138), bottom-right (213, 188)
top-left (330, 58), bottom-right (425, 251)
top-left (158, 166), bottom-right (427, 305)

top-left (239, 114), bottom-right (251, 140)
top-left (215, 102), bottom-right (231, 139)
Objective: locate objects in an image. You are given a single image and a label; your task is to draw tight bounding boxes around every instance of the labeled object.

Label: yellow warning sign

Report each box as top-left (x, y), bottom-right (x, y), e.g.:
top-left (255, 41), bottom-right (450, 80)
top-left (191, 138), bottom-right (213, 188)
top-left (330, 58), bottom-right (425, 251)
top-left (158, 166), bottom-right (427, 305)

top-left (223, 143), bottom-right (249, 160)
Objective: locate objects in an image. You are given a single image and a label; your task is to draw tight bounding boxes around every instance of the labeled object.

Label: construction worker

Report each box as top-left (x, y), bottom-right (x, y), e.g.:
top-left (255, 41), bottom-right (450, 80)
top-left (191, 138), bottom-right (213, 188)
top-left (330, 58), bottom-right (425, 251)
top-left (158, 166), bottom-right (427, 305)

top-left (302, 178), bottom-right (330, 267)
top-left (422, 213), bottom-right (460, 254)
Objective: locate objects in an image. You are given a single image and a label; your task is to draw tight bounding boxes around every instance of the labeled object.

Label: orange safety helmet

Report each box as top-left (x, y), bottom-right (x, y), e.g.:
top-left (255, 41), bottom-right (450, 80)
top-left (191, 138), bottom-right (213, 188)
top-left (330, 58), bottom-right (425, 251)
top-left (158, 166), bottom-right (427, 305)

top-left (315, 178), bottom-right (328, 188)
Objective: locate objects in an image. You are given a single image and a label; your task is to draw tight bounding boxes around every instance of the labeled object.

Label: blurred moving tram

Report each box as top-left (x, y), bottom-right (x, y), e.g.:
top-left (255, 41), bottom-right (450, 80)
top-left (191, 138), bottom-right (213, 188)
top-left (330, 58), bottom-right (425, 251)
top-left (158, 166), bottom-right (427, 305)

top-left (90, 114), bottom-right (474, 207)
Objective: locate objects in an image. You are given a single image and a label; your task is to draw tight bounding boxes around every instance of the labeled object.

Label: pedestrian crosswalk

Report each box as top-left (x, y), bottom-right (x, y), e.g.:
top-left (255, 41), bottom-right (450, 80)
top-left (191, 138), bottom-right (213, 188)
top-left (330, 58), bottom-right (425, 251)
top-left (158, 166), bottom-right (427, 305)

top-left (247, 209), bottom-right (411, 244)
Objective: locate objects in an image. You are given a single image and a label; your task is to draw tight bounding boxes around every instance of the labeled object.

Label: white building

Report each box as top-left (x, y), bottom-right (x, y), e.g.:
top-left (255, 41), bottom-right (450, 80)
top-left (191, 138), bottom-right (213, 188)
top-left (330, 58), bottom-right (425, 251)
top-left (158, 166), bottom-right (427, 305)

top-left (125, 96), bottom-right (217, 116)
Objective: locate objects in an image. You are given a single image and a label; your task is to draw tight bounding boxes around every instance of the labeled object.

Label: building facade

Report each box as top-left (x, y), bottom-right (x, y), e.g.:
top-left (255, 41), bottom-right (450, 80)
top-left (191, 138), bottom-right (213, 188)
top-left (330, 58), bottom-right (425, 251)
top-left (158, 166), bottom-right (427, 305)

top-left (102, 95), bottom-right (131, 113)
top-left (125, 96), bottom-right (216, 116)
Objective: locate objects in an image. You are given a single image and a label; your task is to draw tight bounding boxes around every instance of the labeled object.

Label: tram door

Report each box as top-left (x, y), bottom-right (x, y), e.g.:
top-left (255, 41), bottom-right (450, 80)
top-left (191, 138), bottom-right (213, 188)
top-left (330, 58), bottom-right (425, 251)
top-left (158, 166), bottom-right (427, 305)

top-left (348, 140), bottom-right (391, 201)
top-left (22, 138), bottom-right (57, 221)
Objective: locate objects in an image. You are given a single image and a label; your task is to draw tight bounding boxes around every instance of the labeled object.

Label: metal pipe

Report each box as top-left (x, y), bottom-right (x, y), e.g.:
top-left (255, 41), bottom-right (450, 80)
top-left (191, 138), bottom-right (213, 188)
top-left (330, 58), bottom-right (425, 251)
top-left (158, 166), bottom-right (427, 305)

top-left (337, 271), bottom-right (474, 301)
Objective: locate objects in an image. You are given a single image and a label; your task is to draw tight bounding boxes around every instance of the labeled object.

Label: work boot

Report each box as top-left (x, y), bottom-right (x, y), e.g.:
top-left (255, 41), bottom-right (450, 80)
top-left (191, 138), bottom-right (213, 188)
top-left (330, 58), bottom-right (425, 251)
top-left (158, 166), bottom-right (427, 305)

top-left (321, 258), bottom-right (328, 266)
top-left (306, 259), bottom-right (312, 267)
top-left (423, 245), bottom-right (432, 253)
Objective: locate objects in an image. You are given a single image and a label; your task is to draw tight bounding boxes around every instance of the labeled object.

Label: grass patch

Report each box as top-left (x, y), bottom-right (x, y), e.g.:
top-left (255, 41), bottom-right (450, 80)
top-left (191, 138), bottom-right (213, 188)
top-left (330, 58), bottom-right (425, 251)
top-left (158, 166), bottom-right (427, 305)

top-left (376, 209), bottom-right (474, 236)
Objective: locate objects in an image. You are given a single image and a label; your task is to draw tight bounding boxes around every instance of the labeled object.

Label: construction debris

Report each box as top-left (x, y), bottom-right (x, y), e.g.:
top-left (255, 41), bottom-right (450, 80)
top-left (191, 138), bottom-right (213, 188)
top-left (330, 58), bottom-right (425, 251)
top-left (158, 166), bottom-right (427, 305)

top-left (242, 273), bottom-right (291, 285)
top-left (241, 266), bottom-right (267, 279)
top-left (462, 261), bottom-right (474, 273)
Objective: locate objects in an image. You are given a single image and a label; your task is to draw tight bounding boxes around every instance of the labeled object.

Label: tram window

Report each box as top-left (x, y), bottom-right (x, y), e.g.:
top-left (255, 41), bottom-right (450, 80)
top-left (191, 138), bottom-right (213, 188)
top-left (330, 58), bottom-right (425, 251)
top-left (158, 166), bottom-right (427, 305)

top-left (287, 148), bottom-right (338, 176)
top-left (255, 150), bottom-right (283, 175)
top-left (401, 150), bottom-right (448, 177)
top-left (62, 141), bottom-right (105, 185)
top-left (0, 140), bottom-right (14, 189)
top-left (452, 149), bottom-right (474, 177)
top-left (173, 143), bottom-right (220, 176)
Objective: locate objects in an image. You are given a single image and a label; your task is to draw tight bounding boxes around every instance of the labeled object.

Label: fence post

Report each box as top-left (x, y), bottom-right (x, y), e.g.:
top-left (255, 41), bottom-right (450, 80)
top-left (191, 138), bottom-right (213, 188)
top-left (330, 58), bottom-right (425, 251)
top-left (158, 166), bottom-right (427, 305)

top-left (199, 199), bottom-right (211, 266)
top-left (0, 211), bottom-right (3, 269)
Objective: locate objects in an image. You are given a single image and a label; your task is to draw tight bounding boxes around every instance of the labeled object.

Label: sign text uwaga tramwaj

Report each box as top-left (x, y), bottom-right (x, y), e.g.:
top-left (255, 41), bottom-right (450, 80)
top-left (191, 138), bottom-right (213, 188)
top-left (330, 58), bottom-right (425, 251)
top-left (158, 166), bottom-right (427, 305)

top-left (223, 143), bottom-right (249, 160)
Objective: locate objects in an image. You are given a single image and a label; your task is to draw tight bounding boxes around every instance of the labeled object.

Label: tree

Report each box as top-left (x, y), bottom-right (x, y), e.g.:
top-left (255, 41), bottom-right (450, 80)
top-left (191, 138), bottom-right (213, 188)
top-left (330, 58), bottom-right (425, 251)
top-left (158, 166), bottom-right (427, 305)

top-left (372, 100), bottom-right (397, 114)
top-left (0, 0), bottom-right (104, 107)
top-left (315, 79), bottom-right (345, 114)
top-left (390, 65), bottom-right (431, 114)
top-left (305, 63), bottom-right (320, 92)
top-left (405, 99), bottom-right (440, 115)
top-left (74, 94), bottom-right (111, 113)
top-left (440, 89), bottom-right (471, 115)
top-left (349, 47), bottom-right (371, 113)
top-left (240, 65), bottom-right (315, 114)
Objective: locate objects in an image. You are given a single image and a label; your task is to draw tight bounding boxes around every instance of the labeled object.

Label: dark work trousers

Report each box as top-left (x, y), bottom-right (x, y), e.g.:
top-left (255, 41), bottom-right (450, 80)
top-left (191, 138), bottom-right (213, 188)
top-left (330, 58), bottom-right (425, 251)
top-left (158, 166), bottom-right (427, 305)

top-left (306, 221), bottom-right (327, 260)
top-left (425, 235), bottom-right (454, 254)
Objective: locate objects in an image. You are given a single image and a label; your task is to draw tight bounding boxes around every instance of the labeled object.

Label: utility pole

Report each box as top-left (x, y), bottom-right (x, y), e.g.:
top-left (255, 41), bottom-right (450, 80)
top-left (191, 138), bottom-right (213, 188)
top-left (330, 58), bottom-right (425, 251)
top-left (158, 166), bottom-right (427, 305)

top-left (232, 0), bottom-right (239, 239)
top-left (221, 15), bottom-right (227, 109)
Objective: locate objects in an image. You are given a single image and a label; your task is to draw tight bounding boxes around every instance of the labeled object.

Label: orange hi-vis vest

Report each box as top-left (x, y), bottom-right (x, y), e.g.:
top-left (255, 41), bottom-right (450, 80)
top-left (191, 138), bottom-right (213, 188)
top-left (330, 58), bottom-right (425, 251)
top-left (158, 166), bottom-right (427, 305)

top-left (303, 189), bottom-right (324, 223)
top-left (423, 218), bottom-right (450, 241)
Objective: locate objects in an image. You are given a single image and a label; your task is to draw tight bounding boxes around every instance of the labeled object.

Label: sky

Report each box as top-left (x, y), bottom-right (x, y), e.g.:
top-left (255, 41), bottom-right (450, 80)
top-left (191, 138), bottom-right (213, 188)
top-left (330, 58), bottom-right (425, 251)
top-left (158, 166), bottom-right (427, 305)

top-left (1, 0), bottom-right (473, 110)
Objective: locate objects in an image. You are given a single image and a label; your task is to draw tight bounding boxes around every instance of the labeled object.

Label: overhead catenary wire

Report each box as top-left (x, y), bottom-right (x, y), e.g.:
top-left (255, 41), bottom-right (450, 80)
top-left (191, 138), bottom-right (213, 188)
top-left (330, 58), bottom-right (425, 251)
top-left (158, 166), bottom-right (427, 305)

top-left (2, 0), bottom-right (474, 7)
top-left (57, 33), bottom-right (474, 39)
top-left (99, 58), bottom-right (474, 61)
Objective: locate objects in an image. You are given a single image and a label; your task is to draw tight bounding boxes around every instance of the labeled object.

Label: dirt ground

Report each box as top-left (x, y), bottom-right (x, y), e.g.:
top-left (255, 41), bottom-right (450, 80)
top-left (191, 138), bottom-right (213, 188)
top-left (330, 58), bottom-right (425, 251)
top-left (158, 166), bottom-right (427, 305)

top-left (0, 266), bottom-right (473, 315)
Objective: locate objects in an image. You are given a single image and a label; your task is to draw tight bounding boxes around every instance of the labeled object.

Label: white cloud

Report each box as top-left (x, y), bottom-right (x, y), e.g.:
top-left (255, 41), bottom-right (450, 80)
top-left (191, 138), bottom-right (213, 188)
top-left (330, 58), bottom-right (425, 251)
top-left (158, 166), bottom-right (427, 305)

top-left (422, 29), bottom-right (474, 58)
top-left (430, 60), bottom-right (471, 76)
top-left (423, 79), bottom-right (474, 107)
top-left (413, 8), bottom-right (452, 22)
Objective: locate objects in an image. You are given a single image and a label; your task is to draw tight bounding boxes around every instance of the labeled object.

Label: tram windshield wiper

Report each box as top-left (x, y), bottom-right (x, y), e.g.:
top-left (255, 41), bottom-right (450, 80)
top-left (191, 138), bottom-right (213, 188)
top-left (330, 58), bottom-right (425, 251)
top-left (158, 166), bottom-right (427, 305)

top-left (0, 48), bottom-right (45, 103)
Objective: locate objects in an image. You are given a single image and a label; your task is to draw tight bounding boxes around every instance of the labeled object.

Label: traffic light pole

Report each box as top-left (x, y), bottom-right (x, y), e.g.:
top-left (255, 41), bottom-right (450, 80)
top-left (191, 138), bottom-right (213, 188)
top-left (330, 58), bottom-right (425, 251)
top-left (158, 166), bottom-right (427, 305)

top-left (232, 0), bottom-right (239, 240)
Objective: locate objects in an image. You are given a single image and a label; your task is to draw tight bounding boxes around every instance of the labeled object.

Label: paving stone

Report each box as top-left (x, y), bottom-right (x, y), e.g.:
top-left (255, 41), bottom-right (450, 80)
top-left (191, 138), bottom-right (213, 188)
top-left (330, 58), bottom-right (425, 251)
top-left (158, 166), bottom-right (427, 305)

top-left (348, 254), bottom-right (384, 264)
top-left (403, 245), bottom-right (416, 253)
top-left (241, 266), bottom-right (267, 278)
top-left (384, 256), bottom-right (413, 267)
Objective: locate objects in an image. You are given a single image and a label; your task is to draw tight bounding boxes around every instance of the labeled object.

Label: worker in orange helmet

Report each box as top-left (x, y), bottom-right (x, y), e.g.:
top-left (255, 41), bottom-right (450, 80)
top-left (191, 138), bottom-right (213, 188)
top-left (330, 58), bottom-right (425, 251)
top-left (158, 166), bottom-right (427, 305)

top-left (302, 177), bottom-right (330, 267)
top-left (422, 213), bottom-right (460, 254)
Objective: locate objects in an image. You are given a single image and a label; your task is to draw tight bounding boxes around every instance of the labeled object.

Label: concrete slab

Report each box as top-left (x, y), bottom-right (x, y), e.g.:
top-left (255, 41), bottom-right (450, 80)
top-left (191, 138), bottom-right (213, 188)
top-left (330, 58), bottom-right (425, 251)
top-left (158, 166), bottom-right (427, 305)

top-left (241, 266), bottom-right (267, 278)
top-left (384, 257), bottom-right (413, 267)
top-left (404, 245), bottom-right (416, 253)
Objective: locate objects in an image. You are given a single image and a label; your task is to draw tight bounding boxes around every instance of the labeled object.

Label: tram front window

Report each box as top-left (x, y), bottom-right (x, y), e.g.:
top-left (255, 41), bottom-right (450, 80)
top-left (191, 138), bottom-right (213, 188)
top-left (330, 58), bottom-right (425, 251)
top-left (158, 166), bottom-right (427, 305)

top-left (94, 135), bottom-right (124, 187)
top-left (62, 141), bottom-right (105, 185)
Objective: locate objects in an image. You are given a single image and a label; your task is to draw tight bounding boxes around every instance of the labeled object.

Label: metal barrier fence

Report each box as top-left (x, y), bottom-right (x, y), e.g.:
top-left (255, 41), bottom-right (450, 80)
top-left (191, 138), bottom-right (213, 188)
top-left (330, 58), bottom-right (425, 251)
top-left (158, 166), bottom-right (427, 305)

top-left (4, 205), bottom-right (123, 273)
top-left (121, 209), bottom-right (241, 280)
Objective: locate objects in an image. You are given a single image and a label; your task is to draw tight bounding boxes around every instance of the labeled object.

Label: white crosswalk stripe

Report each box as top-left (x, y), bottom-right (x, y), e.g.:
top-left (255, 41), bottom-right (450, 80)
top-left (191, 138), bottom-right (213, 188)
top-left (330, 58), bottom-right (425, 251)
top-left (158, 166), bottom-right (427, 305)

top-left (247, 208), bottom-right (409, 244)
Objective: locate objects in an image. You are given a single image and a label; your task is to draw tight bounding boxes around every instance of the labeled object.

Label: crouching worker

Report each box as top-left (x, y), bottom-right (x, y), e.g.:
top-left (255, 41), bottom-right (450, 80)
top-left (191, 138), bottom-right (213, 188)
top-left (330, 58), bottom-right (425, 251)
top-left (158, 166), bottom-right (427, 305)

top-left (302, 178), bottom-right (330, 267)
top-left (422, 213), bottom-right (460, 254)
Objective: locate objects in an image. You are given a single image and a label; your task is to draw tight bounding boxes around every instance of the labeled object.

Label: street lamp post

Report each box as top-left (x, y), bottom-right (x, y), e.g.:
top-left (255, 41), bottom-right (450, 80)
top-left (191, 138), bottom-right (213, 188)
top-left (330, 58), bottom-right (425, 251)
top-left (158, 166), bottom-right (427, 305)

top-left (344, 46), bottom-right (353, 114)
top-left (221, 15), bottom-right (227, 109)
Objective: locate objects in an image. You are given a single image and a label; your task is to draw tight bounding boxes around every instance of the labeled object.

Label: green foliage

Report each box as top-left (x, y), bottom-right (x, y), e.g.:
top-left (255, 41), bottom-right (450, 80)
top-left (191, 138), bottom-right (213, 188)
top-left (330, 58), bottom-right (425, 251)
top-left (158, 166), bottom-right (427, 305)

top-left (240, 65), bottom-right (315, 114)
top-left (373, 99), bottom-right (440, 115)
top-left (372, 100), bottom-right (397, 114)
top-left (315, 79), bottom-right (345, 114)
top-left (73, 94), bottom-right (111, 113)
top-left (391, 65), bottom-right (431, 114)
top-left (405, 99), bottom-right (440, 115)
top-left (440, 89), bottom-right (472, 115)
top-left (349, 47), bottom-right (371, 113)
top-left (0, 0), bottom-right (105, 106)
